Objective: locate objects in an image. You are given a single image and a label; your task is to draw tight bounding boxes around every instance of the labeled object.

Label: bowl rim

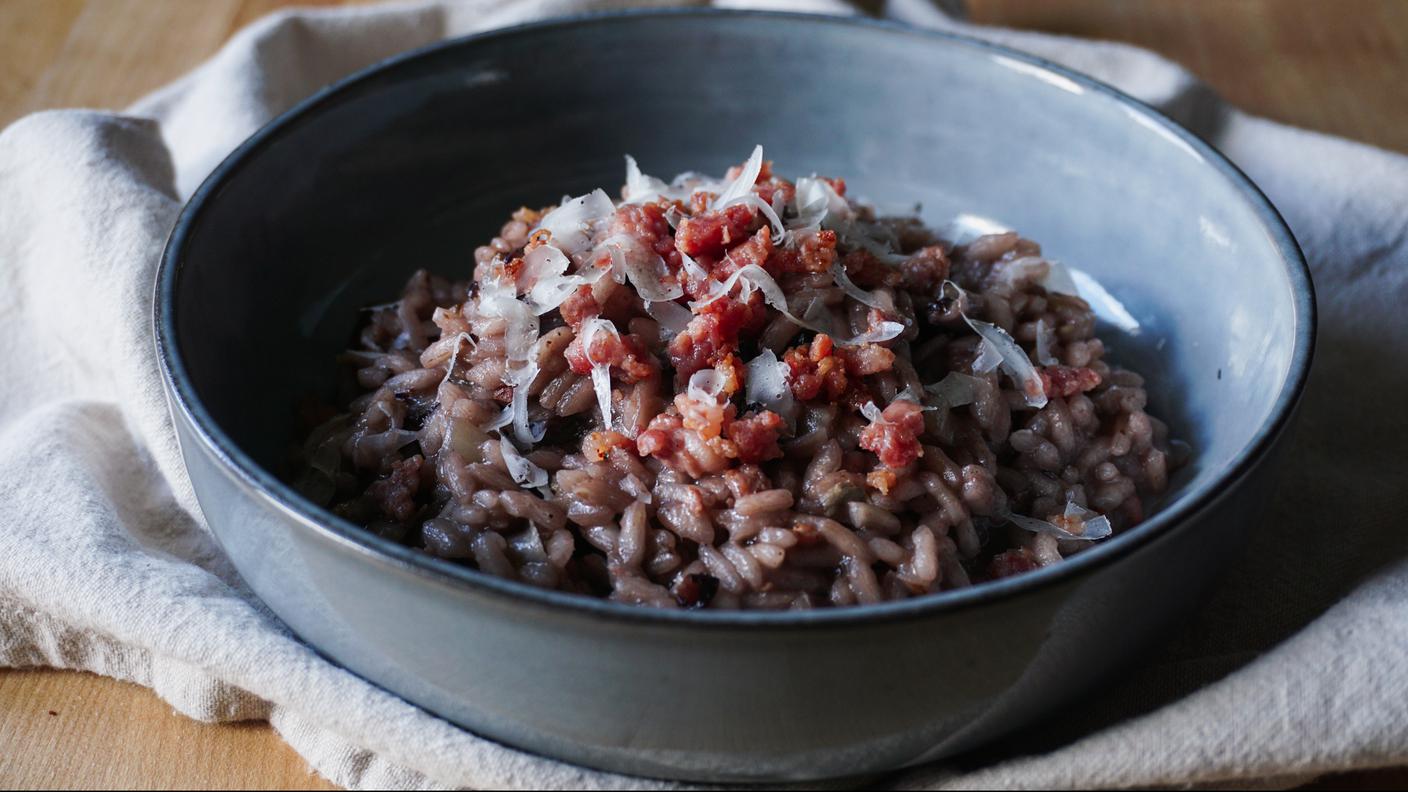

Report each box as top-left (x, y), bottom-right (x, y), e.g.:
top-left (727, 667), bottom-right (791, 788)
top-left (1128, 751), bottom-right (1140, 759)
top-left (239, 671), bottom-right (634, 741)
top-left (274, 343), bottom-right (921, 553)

top-left (154, 7), bottom-right (1316, 631)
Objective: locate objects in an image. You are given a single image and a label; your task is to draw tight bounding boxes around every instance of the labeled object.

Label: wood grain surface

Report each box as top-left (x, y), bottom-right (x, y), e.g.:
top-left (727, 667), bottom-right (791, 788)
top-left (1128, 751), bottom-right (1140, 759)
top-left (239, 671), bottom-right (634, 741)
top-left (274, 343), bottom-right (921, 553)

top-left (2, 1), bottom-right (1406, 789)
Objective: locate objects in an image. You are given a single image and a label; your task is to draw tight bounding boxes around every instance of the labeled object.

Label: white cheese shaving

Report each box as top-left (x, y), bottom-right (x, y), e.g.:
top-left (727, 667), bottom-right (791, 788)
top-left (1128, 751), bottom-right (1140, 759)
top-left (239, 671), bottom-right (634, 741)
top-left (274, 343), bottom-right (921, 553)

top-left (687, 264), bottom-right (903, 347)
top-left (505, 361), bottom-right (545, 445)
top-left (440, 332), bottom-right (474, 386)
top-left (476, 271), bottom-right (544, 444)
top-left (623, 155), bottom-right (671, 204)
top-left (1063, 502), bottom-right (1114, 540)
top-left (846, 321), bottom-right (907, 346)
top-left (679, 250), bottom-right (708, 282)
top-left (831, 262), bottom-right (900, 318)
top-left (973, 338), bottom-right (1003, 373)
top-left (664, 205), bottom-right (684, 229)
top-left (791, 176), bottom-right (852, 229)
top-left (687, 368), bottom-right (726, 402)
top-left (622, 156), bottom-right (721, 205)
top-left (486, 405), bottom-right (514, 431)
top-left (499, 434), bottom-right (549, 490)
top-left (523, 243), bottom-right (606, 316)
top-left (595, 234), bottom-right (682, 302)
top-left (744, 349), bottom-right (793, 415)
top-left (860, 400), bottom-right (883, 423)
top-left (721, 192), bottom-right (787, 242)
top-left (1006, 512), bottom-right (1075, 539)
top-left (712, 144), bottom-right (764, 209)
top-left (1006, 501), bottom-right (1113, 541)
top-left (1035, 318), bottom-right (1058, 365)
top-left (538, 189), bottom-right (615, 258)
top-left (643, 299), bottom-right (692, 341)
top-left (894, 387), bottom-right (934, 409)
top-left (521, 242), bottom-right (569, 288)
top-left (964, 316), bottom-right (1047, 409)
top-left (578, 317), bottom-right (619, 429)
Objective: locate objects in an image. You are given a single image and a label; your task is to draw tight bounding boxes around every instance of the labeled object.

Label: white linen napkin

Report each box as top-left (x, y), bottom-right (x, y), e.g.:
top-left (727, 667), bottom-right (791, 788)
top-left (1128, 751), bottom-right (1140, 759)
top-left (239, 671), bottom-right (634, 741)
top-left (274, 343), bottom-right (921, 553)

top-left (2, 1), bottom-right (1405, 788)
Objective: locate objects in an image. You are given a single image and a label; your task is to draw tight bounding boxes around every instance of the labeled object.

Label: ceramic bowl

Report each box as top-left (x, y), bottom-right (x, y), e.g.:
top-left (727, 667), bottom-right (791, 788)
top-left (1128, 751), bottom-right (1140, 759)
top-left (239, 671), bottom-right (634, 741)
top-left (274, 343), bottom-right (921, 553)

top-left (155, 10), bottom-right (1315, 782)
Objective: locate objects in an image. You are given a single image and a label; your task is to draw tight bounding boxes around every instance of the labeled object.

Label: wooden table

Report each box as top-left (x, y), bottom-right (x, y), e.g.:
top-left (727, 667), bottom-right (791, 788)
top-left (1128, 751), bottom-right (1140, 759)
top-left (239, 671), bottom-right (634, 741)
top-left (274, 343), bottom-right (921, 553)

top-left (2, 1), bottom-right (1406, 789)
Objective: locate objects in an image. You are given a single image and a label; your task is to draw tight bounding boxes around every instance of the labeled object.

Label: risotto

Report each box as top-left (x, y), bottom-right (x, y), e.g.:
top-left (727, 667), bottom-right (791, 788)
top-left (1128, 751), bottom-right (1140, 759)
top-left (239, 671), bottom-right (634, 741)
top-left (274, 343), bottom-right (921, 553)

top-left (295, 146), bottom-right (1180, 609)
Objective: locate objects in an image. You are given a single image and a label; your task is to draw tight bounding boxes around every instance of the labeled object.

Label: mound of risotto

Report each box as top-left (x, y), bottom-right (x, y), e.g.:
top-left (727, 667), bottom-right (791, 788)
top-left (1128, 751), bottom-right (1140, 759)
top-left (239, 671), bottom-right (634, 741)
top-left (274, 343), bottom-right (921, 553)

top-left (296, 146), bottom-right (1179, 609)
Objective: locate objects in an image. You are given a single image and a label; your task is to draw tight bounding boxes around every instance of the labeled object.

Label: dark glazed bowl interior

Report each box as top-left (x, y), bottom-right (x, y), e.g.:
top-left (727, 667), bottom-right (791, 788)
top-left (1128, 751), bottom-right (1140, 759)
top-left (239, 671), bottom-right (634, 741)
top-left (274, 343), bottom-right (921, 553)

top-left (155, 9), bottom-right (1313, 780)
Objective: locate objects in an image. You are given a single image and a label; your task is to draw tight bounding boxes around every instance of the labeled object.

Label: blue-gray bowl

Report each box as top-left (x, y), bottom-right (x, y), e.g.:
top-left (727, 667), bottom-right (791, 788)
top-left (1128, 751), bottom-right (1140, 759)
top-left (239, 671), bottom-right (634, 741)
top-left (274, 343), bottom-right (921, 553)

top-left (154, 9), bottom-right (1315, 783)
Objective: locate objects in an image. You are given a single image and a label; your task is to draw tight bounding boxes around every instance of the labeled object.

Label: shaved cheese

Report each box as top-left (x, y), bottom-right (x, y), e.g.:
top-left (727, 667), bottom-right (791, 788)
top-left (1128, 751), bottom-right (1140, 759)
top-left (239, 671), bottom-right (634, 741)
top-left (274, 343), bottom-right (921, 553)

top-left (744, 349), bottom-right (793, 415)
top-left (792, 176), bottom-right (852, 229)
top-left (1063, 502), bottom-right (1114, 540)
top-left (527, 266), bottom-right (606, 316)
top-left (688, 263), bottom-right (902, 347)
top-left (522, 242), bottom-right (569, 286)
top-left (505, 331), bottom-right (554, 445)
top-left (643, 299), bottom-right (691, 341)
top-left (831, 262), bottom-right (900, 317)
top-left (476, 270), bottom-right (543, 443)
top-left (725, 193), bottom-right (787, 242)
top-left (499, 434), bottom-right (549, 489)
top-left (790, 181), bottom-right (829, 229)
top-left (486, 405), bottom-right (514, 431)
top-left (680, 250), bottom-right (708, 282)
top-left (1006, 512), bottom-right (1077, 539)
top-left (506, 361), bottom-right (545, 445)
top-left (440, 332), bottom-right (474, 385)
top-left (623, 155), bottom-right (670, 204)
top-left (669, 171), bottom-right (723, 203)
top-left (578, 317), bottom-right (619, 429)
top-left (1006, 502), bottom-right (1112, 541)
top-left (538, 189), bottom-right (614, 257)
top-left (973, 338), bottom-right (1003, 373)
top-left (687, 368), bottom-right (726, 402)
top-left (623, 156), bottom-right (723, 205)
top-left (965, 316), bottom-right (1047, 408)
top-left (939, 278), bottom-right (970, 310)
top-left (894, 387), bottom-right (935, 409)
top-left (687, 264), bottom-right (766, 310)
top-left (477, 286), bottom-right (538, 365)
top-left (1035, 318), bottom-right (1058, 365)
top-left (596, 234), bottom-right (682, 302)
top-left (712, 144), bottom-right (764, 209)
top-left (860, 400), bottom-right (882, 423)
top-left (846, 321), bottom-right (906, 345)
top-left (925, 372), bottom-right (983, 408)
top-left (664, 205), bottom-right (684, 229)
top-left (522, 243), bottom-right (607, 315)
top-left (862, 392), bottom-right (932, 426)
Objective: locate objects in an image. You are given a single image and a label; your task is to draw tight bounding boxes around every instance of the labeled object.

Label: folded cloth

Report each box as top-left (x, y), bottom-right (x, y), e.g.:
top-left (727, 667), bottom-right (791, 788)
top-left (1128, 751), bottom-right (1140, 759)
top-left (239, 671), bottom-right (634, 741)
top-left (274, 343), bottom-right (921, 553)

top-left (2, 1), bottom-right (1405, 788)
